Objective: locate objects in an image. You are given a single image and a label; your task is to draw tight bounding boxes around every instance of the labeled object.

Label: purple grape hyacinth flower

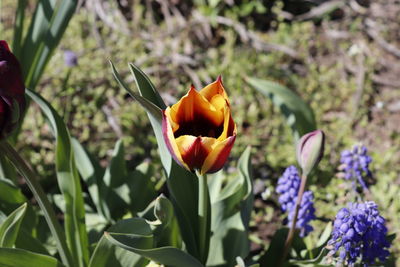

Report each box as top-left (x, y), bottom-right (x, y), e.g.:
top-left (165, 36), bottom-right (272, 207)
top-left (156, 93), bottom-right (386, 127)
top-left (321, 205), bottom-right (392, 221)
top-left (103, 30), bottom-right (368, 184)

top-left (276, 166), bottom-right (315, 237)
top-left (328, 201), bottom-right (390, 266)
top-left (340, 145), bottom-right (372, 189)
top-left (64, 50), bottom-right (78, 67)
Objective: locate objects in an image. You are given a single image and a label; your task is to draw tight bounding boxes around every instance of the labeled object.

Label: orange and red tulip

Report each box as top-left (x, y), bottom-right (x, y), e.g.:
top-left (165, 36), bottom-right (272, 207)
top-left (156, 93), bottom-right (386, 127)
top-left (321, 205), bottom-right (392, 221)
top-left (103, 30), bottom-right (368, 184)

top-left (162, 76), bottom-right (236, 174)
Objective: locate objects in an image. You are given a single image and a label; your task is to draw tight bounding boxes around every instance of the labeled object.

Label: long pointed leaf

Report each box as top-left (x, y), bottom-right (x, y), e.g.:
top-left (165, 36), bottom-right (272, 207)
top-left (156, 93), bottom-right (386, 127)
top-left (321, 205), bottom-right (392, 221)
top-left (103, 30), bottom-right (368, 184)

top-left (0, 248), bottom-right (65, 267)
top-left (27, 89), bottom-right (89, 267)
top-left (12, 0), bottom-right (28, 59)
top-left (21, 0), bottom-right (78, 90)
top-left (207, 147), bottom-right (253, 266)
top-left (0, 203), bottom-right (27, 248)
top-left (247, 77), bottom-right (316, 140)
top-left (71, 138), bottom-right (105, 218)
top-left (112, 63), bottom-right (200, 257)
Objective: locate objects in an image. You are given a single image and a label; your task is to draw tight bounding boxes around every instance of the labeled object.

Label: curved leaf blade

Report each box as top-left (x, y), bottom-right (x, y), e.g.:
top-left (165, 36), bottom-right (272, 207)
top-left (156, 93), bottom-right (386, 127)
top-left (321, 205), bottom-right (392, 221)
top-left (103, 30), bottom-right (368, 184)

top-left (21, 0), bottom-right (78, 90)
top-left (111, 63), bottom-right (200, 258)
top-left (0, 203), bottom-right (27, 248)
top-left (89, 218), bottom-right (150, 267)
top-left (207, 147), bottom-right (253, 266)
top-left (0, 248), bottom-right (65, 267)
top-left (106, 233), bottom-right (203, 267)
top-left (247, 77), bottom-right (316, 140)
top-left (27, 89), bottom-right (89, 267)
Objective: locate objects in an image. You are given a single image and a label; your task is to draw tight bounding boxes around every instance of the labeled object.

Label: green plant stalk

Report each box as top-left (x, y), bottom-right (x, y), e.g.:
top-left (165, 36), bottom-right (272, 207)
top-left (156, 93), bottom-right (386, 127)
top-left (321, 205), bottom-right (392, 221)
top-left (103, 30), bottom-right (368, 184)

top-left (0, 141), bottom-right (74, 267)
top-left (280, 173), bottom-right (308, 266)
top-left (197, 171), bottom-right (211, 264)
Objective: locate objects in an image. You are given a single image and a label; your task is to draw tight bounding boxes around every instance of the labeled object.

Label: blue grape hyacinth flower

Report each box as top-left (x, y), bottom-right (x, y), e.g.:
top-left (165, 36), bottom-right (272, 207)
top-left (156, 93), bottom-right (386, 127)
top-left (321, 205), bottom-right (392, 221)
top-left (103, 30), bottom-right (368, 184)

top-left (340, 145), bottom-right (372, 189)
top-left (328, 201), bottom-right (390, 266)
top-left (64, 50), bottom-right (78, 67)
top-left (276, 166), bottom-right (315, 237)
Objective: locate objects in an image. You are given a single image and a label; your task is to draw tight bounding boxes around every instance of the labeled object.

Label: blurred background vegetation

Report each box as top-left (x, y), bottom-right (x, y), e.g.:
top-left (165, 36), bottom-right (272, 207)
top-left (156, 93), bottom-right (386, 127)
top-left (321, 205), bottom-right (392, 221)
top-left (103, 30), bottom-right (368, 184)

top-left (1, 0), bottom-right (399, 263)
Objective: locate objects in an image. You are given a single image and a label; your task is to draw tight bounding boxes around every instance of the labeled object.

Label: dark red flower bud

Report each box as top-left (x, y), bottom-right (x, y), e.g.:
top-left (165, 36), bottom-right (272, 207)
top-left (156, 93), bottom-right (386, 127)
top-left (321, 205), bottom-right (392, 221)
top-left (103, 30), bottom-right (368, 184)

top-left (0, 40), bottom-right (25, 138)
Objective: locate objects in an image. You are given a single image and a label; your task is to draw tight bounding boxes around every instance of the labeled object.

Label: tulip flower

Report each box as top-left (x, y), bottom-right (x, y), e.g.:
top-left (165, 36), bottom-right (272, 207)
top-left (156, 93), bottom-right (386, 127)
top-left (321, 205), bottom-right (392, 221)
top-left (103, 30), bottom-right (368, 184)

top-left (162, 76), bottom-right (236, 174)
top-left (296, 130), bottom-right (325, 176)
top-left (0, 40), bottom-right (25, 138)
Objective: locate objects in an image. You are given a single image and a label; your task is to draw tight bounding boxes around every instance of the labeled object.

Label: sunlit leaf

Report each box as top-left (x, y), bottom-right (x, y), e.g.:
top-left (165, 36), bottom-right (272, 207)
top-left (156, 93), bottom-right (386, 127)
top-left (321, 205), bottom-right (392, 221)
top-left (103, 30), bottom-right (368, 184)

top-left (0, 203), bottom-right (27, 248)
top-left (111, 63), bottom-right (200, 258)
top-left (207, 147), bottom-right (253, 266)
top-left (0, 248), bottom-right (65, 267)
top-left (20, 0), bottom-right (78, 90)
top-left (247, 77), bottom-right (316, 140)
top-left (27, 89), bottom-right (89, 267)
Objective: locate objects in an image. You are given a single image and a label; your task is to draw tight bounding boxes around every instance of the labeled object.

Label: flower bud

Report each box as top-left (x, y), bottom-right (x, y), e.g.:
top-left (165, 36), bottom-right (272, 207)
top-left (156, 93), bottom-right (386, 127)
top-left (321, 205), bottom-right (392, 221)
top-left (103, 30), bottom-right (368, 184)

top-left (0, 40), bottom-right (25, 138)
top-left (296, 130), bottom-right (325, 176)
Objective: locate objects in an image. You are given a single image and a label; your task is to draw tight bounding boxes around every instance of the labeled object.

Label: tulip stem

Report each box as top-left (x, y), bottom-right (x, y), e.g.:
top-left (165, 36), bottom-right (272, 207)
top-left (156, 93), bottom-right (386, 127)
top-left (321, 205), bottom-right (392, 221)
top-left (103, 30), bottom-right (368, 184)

top-left (0, 141), bottom-right (74, 267)
top-left (197, 171), bottom-right (211, 264)
top-left (280, 173), bottom-right (308, 267)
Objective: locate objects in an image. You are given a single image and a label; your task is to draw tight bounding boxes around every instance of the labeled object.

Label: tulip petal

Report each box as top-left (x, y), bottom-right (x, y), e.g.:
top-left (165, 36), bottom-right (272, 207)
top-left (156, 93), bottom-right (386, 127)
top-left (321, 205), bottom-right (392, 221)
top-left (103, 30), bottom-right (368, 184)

top-left (199, 76), bottom-right (229, 104)
top-left (0, 41), bottom-right (10, 51)
top-left (175, 135), bottom-right (216, 170)
top-left (209, 94), bottom-right (226, 112)
top-left (0, 99), bottom-right (7, 132)
top-left (217, 105), bottom-right (236, 141)
top-left (201, 135), bottom-right (236, 174)
top-left (162, 109), bottom-right (190, 170)
top-left (169, 87), bottom-right (224, 134)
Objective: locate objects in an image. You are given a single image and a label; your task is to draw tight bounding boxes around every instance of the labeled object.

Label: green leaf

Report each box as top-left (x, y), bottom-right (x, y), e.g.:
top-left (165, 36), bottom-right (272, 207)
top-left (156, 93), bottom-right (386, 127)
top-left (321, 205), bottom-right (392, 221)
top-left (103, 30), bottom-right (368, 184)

top-left (152, 196), bottom-right (182, 248)
top-left (12, 0), bottom-right (28, 59)
top-left (127, 162), bottom-right (158, 215)
top-left (27, 89), bottom-right (89, 267)
top-left (289, 248), bottom-right (332, 267)
top-left (259, 228), bottom-right (288, 267)
top-left (20, 0), bottom-right (78, 90)
top-left (207, 147), bottom-right (253, 266)
top-left (111, 63), bottom-right (200, 259)
top-left (100, 140), bottom-right (129, 221)
top-left (316, 223), bottom-right (332, 248)
top-left (15, 228), bottom-right (49, 255)
top-left (0, 155), bottom-right (18, 183)
top-left (105, 218), bottom-right (203, 267)
top-left (0, 178), bottom-right (26, 206)
top-left (129, 63), bottom-right (166, 110)
top-left (89, 219), bottom-right (149, 267)
top-left (0, 248), bottom-right (65, 267)
top-left (110, 62), bottom-right (162, 122)
top-left (71, 138), bottom-right (105, 218)
top-left (247, 77), bottom-right (316, 140)
top-left (106, 234), bottom-right (203, 267)
top-left (0, 203), bottom-right (27, 248)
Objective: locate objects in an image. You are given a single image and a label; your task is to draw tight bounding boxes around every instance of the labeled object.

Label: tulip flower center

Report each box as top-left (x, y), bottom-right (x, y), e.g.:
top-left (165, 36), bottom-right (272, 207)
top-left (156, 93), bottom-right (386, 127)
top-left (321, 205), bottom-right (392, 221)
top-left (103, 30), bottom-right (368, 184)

top-left (174, 117), bottom-right (223, 139)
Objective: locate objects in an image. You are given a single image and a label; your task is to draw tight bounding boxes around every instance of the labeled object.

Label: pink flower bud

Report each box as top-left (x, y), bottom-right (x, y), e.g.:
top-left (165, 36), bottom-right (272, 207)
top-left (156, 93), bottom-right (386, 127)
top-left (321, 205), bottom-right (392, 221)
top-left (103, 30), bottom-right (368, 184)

top-left (296, 130), bottom-right (325, 176)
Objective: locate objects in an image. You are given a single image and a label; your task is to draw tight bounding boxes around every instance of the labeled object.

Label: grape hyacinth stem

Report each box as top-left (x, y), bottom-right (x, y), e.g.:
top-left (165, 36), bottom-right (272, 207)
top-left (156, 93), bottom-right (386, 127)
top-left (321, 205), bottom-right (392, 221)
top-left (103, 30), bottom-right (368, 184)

top-left (280, 173), bottom-right (308, 266)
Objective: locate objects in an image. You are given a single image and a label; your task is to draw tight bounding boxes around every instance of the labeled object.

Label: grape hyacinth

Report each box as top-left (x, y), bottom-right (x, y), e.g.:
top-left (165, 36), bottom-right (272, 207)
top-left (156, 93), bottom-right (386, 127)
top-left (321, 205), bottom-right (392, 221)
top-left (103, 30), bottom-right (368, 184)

top-left (64, 50), bottom-right (78, 67)
top-left (328, 201), bottom-right (390, 266)
top-left (339, 145), bottom-right (372, 189)
top-left (276, 166), bottom-right (315, 237)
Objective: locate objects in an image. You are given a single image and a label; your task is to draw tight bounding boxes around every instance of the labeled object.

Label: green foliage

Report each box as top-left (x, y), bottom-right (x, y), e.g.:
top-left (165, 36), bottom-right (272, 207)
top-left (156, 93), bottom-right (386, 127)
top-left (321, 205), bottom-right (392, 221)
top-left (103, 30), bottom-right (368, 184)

top-left (0, 248), bottom-right (65, 267)
top-left (27, 89), bottom-right (89, 267)
top-left (207, 146), bottom-right (253, 266)
top-left (247, 77), bottom-right (316, 141)
top-left (1, 0), bottom-right (399, 266)
top-left (15, 0), bottom-right (78, 90)
top-left (0, 203), bottom-right (27, 248)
